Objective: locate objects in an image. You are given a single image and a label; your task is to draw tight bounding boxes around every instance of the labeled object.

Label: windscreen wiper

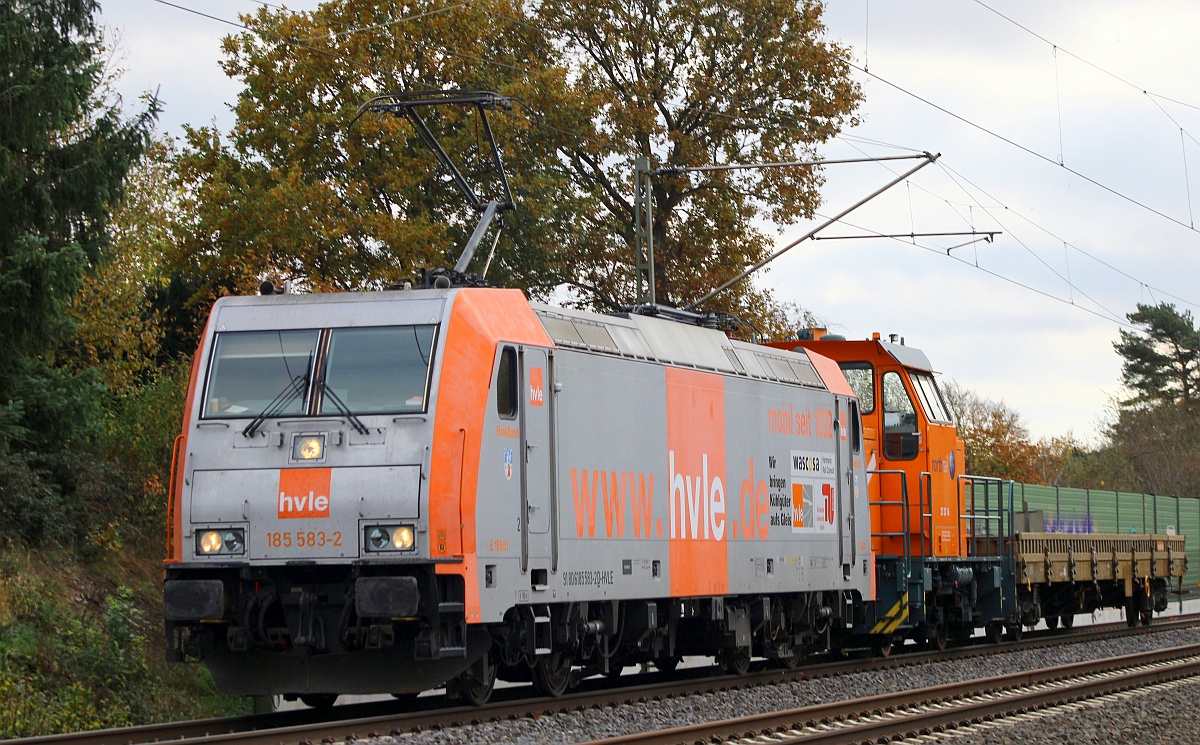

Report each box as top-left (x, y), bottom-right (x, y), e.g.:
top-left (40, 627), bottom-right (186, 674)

top-left (242, 374), bottom-right (308, 439)
top-left (319, 382), bottom-right (370, 435)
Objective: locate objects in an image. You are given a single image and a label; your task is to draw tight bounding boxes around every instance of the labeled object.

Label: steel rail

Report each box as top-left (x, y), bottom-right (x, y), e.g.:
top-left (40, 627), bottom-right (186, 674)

top-left (583, 645), bottom-right (1200, 745)
top-left (9, 613), bottom-right (1200, 745)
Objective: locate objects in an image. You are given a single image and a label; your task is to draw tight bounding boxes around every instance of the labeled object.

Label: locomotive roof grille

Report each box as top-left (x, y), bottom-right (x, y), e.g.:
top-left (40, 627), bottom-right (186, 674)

top-left (533, 306), bottom-right (826, 390)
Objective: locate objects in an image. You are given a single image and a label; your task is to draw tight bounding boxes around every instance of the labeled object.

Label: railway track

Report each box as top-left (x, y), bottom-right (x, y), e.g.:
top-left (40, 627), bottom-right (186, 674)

top-left (582, 644), bottom-right (1200, 745)
top-left (12, 613), bottom-right (1200, 745)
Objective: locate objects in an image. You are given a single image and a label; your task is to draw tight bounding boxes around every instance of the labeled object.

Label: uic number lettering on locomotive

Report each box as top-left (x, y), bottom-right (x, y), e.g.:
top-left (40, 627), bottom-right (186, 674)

top-left (264, 530), bottom-right (342, 549)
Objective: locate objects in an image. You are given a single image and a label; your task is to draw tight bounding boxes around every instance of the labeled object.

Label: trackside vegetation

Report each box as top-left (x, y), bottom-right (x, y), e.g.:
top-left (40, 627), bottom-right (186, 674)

top-left (1, 0), bottom-right (1197, 737)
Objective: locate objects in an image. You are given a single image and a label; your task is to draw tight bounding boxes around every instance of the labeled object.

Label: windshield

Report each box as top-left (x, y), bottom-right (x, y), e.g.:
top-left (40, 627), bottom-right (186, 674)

top-left (204, 330), bottom-right (319, 418)
top-left (911, 370), bottom-right (952, 423)
top-left (201, 325), bottom-right (437, 421)
top-left (319, 326), bottom-right (436, 415)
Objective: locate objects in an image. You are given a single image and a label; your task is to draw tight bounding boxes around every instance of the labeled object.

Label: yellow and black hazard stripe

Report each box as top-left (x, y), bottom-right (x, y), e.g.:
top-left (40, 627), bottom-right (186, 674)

top-left (869, 593), bottom-right (910, 635)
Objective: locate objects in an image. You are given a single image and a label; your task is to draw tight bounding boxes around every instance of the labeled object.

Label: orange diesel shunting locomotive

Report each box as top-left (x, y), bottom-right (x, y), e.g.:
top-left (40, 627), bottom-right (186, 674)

top-left (768, 330), bottom-right (967, 560)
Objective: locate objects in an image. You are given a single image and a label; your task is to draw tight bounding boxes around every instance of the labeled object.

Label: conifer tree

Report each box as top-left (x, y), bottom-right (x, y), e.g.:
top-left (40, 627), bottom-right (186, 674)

top-left (0, 0), bottom-right (157, 449)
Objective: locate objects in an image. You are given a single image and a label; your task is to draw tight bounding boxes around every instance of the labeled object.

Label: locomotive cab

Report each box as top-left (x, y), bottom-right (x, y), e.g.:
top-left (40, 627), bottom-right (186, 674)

top-left (768, 331), bottom-right (967, 560)
top-left (767, 331), bottom-right (1008, 649)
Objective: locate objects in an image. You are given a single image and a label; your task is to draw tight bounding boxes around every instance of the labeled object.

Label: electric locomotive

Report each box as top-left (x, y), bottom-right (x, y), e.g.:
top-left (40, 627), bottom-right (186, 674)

top-left (164, 287), bottom-right (873, 705)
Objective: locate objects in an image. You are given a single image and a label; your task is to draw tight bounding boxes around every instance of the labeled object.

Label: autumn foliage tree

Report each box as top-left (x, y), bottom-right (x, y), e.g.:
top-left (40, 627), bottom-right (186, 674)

top-left (168, 0), bottom-right (858, 332)
top-left (941, 380), bottom-right (1040, 482)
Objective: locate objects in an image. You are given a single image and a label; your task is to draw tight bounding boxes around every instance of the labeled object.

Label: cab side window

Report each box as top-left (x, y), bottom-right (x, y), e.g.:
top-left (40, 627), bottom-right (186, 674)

top-left (839, 362), bottom-right (874, 414)
top-left (881, 371), bottom-right (919, 460)
top-left (496, 346), bottom-right (517, 419)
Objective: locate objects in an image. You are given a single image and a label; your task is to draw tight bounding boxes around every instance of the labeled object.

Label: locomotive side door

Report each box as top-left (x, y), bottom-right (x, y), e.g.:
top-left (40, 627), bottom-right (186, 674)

top-left (835, 398), bottom-right (855, 572)
top-left (519, 347), bottom-right (554, 574)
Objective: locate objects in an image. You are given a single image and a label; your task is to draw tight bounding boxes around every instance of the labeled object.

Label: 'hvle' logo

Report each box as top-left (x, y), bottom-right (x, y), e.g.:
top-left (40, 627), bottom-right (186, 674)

top-left (278, 468), bottom-right (331, 519)
top-left (529, 367), bottom-right (545, 406)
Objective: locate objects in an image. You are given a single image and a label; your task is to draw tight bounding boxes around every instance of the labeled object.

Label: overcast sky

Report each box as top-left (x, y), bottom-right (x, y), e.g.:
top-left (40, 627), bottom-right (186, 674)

top-left (97, 0), bottom-right (1200, 442)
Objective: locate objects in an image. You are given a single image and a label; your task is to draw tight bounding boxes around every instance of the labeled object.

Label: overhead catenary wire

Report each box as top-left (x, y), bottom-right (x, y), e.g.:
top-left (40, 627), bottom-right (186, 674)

top-left (149, 0), bottom-right (1194, 327)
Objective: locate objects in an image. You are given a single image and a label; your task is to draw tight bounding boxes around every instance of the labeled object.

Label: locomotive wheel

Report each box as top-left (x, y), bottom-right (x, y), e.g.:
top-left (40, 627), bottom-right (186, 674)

top-left (984, 621), bottom-right (1004, 644)
top-left (532, 651), bottom-right (573, 698)
top-left (718, 648), bottom-right (751, 676)
top-left (931, 624), bottom-right (949, 651)
top-left (447, 655), bottom-right (497, 706)
top-left (1060, 614), bottom-right (1076, 629)
top-left (873, 640), bottom-right (893, 658)
top-left (774, 644), bottom-right (804, 669)
top-left (654, 655), bottom-right (681, 673)
top-left (1005, 624), bottom-right (1023, 642)
top-left (299, 694), bottom-right (338, 709)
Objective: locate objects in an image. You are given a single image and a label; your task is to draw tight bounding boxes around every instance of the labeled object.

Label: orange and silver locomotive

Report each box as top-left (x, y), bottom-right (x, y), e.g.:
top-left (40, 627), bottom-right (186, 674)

top-left (164, 288), bottom-right (872, 704)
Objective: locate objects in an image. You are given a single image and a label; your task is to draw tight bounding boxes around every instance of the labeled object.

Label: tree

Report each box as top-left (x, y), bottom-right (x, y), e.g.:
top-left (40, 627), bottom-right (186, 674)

top-left (1113, 302), bottom-right (1200, 408)
top-left (538, 0), bottom-right (860, 326)
top-left (0, 0), bottom-right (157, 450)
top-left (170, 0), bottom-right (853, 332)
top-left (941, 380), bottom-right (1040, 482)
top-left (170, 0), bottom-right (578, 305)
top-left (68, 136), bottom-right (178, 393)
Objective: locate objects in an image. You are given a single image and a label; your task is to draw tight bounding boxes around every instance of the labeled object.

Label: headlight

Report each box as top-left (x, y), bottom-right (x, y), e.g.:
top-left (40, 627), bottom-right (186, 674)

top-left (199, 530), bottom-right (222, 554)
top-left (197, 528), bottom-right (245, 555)
top-left (292, 434), bottom-right (325, 461)
top-left (367, 527), bottom-right (390, 551)
top-left (364, 525), bottom-right (417, 552)
top-left (392, 526), bottom-right (415, 550)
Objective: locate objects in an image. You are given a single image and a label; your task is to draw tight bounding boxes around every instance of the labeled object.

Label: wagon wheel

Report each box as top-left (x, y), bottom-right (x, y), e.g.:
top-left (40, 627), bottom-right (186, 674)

top-left (299, 693), bottom-right (338, 709)
top-left (1044, 615), bottom-right (1060, 630)
top-left (654, 655), bottom-right (681, 673)
top-left (532, 650), bottom-right (573, 698)
top-left (718, 648), bottom-right (751, 676)
top-left (1140, 609), bottom-right (1153, 626)
top-left (1005, 623), bottom-right (1023, 642)
top-left (984, 621), bottom-right (1004, 644)
top-left (1059, 614), bottom-right (1075, 629)
top-left (447, 654), bottom-right (497, 706)
top-left (1125, 599), bottom-right (1139, 628)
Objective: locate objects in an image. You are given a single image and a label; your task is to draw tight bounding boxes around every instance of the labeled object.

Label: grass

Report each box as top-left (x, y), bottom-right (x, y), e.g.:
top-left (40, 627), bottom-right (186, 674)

top-left (0, 542), bottom-right (250, 738)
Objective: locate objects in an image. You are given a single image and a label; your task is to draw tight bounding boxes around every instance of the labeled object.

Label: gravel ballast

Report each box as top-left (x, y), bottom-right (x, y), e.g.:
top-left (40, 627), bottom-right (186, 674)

top-left (352, 626), bottom-right (1200, 744)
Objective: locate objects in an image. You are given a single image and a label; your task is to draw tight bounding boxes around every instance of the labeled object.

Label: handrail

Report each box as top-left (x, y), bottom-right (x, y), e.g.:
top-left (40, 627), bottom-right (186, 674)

top-left (868, 469), bottom-right (912, 568)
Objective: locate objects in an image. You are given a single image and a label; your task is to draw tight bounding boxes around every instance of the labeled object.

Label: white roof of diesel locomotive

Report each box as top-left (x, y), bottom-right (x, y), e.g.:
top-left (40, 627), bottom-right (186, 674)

top-left (531, 303), bottom-right (826, 390)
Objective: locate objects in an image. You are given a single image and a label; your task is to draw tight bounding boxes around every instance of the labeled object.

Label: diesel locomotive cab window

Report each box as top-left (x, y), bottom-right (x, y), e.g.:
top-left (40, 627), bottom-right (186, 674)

top-left (911, 371), bottom-right (952, 424)
top-left (320, 325), bottom-right (436, 415)
top-left (839, 362), bottom-right (874, 413)
top-left (882, 371), bottom-right (919, 460)
top-left (204, 330), bottom-right (319, 418)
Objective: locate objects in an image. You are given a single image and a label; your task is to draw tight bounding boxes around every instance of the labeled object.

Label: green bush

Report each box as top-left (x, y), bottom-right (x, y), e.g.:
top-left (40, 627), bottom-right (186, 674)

top-left (0, 549), bottom-right (246, 737)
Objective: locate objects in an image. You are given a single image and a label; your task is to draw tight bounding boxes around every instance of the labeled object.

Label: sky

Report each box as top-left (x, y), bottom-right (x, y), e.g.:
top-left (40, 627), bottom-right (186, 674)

top-left (96, 0), bottom-right (1200, 442)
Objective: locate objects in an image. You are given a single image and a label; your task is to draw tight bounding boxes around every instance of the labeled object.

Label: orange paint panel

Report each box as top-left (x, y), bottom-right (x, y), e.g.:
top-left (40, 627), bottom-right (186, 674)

top-left (807, 349), bottom-right (854, 398)
top-left (166, 313), bottom-right (213, 564)
top-left (665, 367), bottom-right (727, 596)
top-left (429, 289), bottom-right (554, 569)
top-left (277, 468), bottom-right (332, 518)
top-left (529, 366), bottom-right (545, 407)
